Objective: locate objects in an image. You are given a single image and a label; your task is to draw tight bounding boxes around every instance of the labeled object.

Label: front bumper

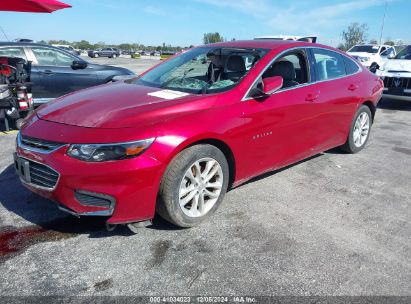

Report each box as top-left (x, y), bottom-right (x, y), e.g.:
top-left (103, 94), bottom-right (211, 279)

top-left (382, 88), bottom-right (411, 101)
top-left (15, 140), bottom-right (164, 224)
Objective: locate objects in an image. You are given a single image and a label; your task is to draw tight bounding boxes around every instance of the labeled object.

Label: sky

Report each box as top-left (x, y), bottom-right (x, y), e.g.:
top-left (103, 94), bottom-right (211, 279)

top-left (0, 0), bottom-right (410, 47)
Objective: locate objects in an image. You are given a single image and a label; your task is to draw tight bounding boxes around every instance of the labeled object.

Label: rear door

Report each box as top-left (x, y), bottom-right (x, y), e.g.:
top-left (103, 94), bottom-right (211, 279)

top-left (307, 48), bottom-right (360, 150)
top-left (0, 46), bottom-right (43, 97)
top-left (29, 46), bottom-right (99, 99)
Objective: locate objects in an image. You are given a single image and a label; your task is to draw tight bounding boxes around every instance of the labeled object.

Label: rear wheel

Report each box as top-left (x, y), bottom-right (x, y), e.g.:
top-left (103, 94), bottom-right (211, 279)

top-left (157, 144), bottom-right (229, 227)
top-left (341, 105), bottom-right (372, 153)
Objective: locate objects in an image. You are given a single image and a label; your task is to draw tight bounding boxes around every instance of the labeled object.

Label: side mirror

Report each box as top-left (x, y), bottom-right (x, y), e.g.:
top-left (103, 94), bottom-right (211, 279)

top-left (71, 60), bottom-right (87, 70)
top-left (387, 53), bottom-right (395, 59)
top-left (262, 76), bottom-right (283, 95)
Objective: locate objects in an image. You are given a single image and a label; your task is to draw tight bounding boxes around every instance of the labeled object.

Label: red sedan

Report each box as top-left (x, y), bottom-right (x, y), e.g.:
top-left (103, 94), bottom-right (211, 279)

top-left (14, 40), bottom-right (383, 231)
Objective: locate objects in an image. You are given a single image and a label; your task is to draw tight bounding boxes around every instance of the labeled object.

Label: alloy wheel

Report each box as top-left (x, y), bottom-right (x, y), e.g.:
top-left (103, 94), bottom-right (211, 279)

top-left (179, 158), bottom-right (223, 217)
top-left (353, 112), bottom-right (370, 147)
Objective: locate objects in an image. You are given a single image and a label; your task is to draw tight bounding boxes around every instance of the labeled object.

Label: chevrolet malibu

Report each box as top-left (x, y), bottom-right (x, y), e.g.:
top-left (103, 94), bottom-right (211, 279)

top-left (14, 40), bottom-right (384, 231)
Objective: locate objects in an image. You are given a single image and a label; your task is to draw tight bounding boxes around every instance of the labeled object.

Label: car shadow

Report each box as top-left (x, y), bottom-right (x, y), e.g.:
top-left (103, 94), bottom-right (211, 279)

top-left (0, 164), bottom-right (146, 238)
top-left (378, 98), bottom-right (411, 112)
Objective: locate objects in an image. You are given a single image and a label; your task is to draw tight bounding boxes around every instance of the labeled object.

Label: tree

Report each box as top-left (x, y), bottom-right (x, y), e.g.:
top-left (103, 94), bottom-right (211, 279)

top-left (74, 40), bottom-right (93, 50)
top-left (203, 32), bottom-right (224, 44)
top-left (337, 43), bottom-right (347, 51)
top-left (396, 40), bottom-right (405, 46)
top-left (383, 40), bottom-right (395, 46)
top-left (369, 39), bottom-right (378, 44)
top-left (341, 22), bottom-right (368, 50)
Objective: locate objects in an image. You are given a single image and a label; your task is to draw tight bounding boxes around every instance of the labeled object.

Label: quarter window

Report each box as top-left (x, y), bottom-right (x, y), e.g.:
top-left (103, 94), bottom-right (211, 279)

top-left (312, 48), bottom-right (346, 81)
top-left (31, 47), bottom-right (74, 66)
top-left (343, 56), bottom-right (360, 75)
top-left (0, 47), bottom-right (27, 60)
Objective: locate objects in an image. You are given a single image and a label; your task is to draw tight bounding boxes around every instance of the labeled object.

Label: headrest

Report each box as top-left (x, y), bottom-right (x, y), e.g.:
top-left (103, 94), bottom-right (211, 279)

top-left (226, 55), bottom-right (246, 72)
top-left (271, 60), bottom-right (296, 80)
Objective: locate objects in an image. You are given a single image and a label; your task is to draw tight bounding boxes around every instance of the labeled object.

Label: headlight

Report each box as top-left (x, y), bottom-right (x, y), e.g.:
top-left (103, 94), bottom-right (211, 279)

top-left (67, 138), bottom-right (154, 162)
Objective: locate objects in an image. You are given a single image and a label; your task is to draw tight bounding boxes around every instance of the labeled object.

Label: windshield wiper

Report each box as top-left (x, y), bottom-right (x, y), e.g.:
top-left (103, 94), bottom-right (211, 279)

top-left (200, 79), bottom-right (213, 94)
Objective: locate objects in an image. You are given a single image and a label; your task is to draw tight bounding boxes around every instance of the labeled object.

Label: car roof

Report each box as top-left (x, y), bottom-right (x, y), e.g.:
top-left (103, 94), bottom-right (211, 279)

top-left (0, 41), bottom-right (58, 48)
top-left (197, 39), bottom-right (326, 50)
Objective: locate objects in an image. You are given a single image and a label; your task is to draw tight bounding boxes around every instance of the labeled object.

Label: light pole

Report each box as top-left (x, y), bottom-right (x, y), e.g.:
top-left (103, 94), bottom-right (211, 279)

top-left (379, 0), bottom-right (388, 45)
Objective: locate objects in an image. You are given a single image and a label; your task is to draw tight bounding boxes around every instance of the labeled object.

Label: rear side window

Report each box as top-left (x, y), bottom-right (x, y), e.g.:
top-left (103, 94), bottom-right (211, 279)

top-left (343, 56), bottom-right (360, 75)
top-left (0, 47), bottom-right (27, 60)
top-left (312, 48), bottom-right (346, 81)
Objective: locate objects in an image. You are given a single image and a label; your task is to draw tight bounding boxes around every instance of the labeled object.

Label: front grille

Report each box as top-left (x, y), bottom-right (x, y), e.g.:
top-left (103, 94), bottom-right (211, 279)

top-left (383, 77), bottom-right (411, 89)
top-left (20, 134), bottom-right (65, 152)
top-left (15, 157), bottom-right (59, 189)
top-left (75, 191), bottom-right (114, 208)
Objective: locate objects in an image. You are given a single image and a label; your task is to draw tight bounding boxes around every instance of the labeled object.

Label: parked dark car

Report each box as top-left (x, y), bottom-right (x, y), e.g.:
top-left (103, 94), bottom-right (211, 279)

top-left (0, 42), bottom-right (134, 104)
top-left (88, 47), bottom-right (120, 58)
top-left (121, 50), bottom-right (136, 55)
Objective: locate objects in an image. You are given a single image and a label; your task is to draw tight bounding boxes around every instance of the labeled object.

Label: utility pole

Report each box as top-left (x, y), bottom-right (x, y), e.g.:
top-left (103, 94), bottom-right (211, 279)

top-left (379, 0), bottom-right (388, 45)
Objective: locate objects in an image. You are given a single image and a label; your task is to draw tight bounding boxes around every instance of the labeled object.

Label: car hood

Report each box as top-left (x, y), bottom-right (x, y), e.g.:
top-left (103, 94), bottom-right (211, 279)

top-left (381, 59), bottom-right (411, 73)
top-left (36, 82), bottom-right (207, 129)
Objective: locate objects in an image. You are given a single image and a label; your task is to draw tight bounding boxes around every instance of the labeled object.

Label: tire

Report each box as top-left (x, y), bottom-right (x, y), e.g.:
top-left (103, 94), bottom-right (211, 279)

top-left (157, 144), bottom-right (229, 227)
top-left (340, 105), bottom-right (372, 153)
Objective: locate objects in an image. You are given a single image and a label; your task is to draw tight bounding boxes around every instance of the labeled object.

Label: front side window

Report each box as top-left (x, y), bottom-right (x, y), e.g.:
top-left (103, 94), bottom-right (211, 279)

top-left (0, 47), bottom-right (27, 60)
top-left (312, 48), bottom-right (346, 81)
top-left (262, 51), bottom-right (309, 89)
top-left (133, 47), bottom-right (269, 94)
top-left (31, 47), bottom-right (75, 66)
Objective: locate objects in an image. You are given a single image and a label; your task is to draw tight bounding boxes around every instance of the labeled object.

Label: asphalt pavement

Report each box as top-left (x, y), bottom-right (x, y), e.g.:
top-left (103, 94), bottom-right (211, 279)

top-left (0, 56), bottom-right (410, 296)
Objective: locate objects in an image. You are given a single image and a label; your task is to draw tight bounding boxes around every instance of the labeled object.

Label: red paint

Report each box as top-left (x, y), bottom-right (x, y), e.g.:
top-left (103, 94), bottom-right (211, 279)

top-left (18, 41), bottom-right (383, 224)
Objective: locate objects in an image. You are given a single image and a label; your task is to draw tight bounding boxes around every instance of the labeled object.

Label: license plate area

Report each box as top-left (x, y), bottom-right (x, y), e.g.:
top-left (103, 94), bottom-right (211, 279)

top-left (13, 153), bottom-right (31, 183)
top-left (388, 87), bottom-right (404, 96)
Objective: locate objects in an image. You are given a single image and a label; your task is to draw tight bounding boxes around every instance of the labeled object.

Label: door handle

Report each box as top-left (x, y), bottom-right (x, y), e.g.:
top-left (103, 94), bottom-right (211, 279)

top-left (305, 92), bottom-right (320, 102)
top-left (40, 70), bottom-right (55, 75)
top-left (348, 84), bottom-right (359, 91)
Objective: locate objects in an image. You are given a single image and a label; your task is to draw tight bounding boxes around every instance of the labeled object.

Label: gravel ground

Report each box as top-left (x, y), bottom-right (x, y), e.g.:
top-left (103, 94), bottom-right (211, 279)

top-left (0, 65), bottom-right (410, 296)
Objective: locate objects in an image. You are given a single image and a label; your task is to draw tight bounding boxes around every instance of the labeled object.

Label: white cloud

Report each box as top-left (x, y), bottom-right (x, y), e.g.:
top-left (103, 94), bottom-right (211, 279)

top-left (197, 0), bottom-right (396, 44)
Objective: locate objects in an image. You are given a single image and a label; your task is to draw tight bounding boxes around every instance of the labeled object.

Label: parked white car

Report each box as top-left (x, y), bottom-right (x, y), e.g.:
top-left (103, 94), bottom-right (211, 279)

top-left (347, 44), bottom-right (396, 69)
top-left (376, 45), bottom-right (411, 101)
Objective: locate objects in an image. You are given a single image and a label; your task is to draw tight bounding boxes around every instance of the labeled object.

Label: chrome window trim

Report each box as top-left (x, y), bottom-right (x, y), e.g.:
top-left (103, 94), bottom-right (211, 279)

top-left (14, 154), bottom-right (60, 191)
top-left (17, 132), bottom-right (67, 154)
top-left (242, 46), bottom-right (363, 101)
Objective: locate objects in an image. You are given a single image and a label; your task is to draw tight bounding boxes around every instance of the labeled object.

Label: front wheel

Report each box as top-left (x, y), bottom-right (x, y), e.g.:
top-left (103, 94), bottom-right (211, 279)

top-left (157, 144), bottom-right (229, 227)
top-left (341, 105), bottom-right (372, 153)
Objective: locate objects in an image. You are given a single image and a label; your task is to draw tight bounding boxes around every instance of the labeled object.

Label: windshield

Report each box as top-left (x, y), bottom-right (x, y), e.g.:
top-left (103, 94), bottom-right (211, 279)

top-left (348, 45), bottom-right (379, 54)
top-left (133, 47), bottom-right (269, 94)
top-left (395, 45), bottom-right (411, 60)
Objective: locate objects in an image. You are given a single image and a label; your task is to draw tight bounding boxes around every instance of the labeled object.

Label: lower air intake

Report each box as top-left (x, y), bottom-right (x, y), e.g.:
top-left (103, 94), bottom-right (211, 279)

top-left (74, 191), bottom-right (115, 209)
